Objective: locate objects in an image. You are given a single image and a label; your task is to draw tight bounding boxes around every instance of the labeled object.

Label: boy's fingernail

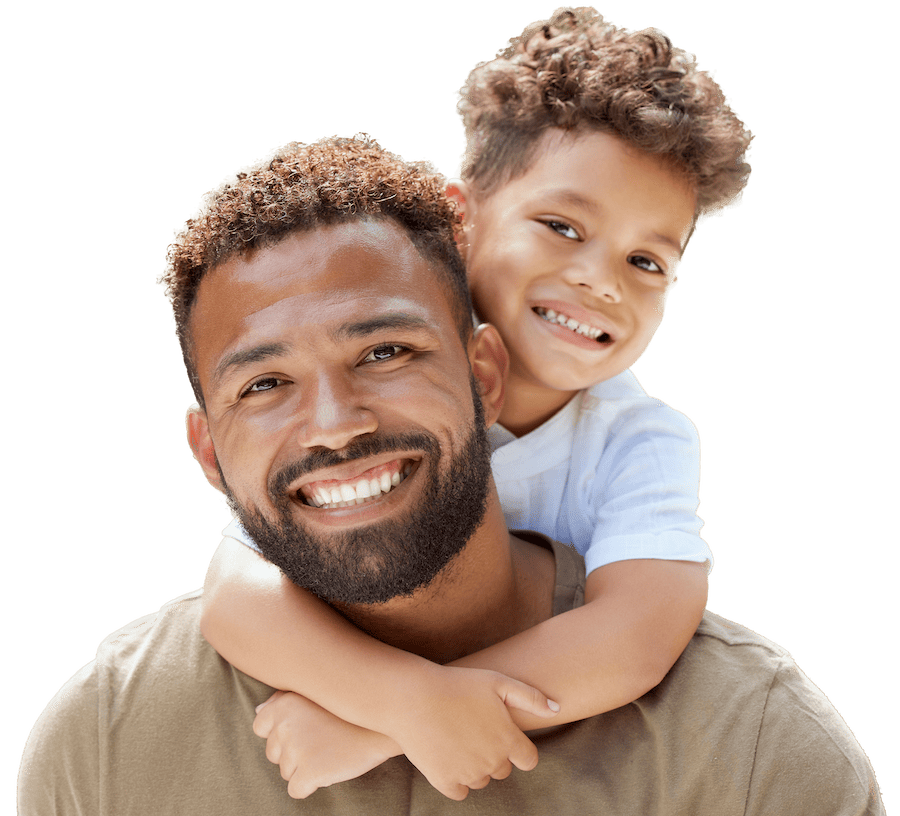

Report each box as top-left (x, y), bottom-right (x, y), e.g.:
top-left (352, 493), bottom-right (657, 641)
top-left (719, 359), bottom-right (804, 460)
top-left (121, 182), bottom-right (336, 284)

top-left (547, 700), bottom-right (560, 713)
top-left (255, 702), bottom-right (267, 713)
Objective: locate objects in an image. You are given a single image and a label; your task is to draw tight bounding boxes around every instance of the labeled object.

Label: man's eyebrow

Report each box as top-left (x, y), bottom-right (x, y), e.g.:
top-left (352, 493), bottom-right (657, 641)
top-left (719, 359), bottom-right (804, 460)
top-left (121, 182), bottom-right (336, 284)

top-left (212, 342), bottom-right (291, 389)
top-left (332, 313), bottom-right (433, 340)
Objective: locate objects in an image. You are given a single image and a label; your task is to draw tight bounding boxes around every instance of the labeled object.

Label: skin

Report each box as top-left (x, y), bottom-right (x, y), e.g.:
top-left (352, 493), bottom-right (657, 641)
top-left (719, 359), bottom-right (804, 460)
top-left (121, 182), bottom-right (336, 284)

top-left (189, 221), bottom-right (548, 650)
top-left (190, 219), bottom-right (562, 799)
top-left (450, 128), bottom-right (697, 435)
top-left (199, 137), bottom-right (708, 800)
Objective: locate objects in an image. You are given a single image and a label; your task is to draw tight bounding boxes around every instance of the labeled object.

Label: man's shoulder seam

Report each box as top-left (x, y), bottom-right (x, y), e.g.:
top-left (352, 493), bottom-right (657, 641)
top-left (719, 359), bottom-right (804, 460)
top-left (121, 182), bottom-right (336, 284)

top-left (98, 589), bottom-right (204, 653)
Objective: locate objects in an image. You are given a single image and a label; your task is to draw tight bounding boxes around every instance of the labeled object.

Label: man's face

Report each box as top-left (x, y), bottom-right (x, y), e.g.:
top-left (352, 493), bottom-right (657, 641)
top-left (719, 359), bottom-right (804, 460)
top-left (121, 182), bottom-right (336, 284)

top-left (189, 219), bottom-right (493, 604)
top-left (458, 129), bottom-right (697, 428)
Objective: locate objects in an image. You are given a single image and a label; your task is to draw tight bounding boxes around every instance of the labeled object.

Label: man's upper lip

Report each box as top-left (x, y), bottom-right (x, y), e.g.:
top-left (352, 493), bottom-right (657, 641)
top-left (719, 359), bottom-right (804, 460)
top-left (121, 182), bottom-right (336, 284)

top-left (288, 452), bottom-right (420, 493)
top-left (533, 298), bottom-right (618, 339)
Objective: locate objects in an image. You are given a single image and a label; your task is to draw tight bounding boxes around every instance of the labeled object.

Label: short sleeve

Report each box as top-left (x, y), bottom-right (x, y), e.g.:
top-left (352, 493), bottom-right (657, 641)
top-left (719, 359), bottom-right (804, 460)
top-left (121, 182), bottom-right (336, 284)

top-left (18, 662), bottom-right (100, 816)
top-left (743, 656), bottom-right (885, 815)
top-left (582, 400), bottom-right (713, 575)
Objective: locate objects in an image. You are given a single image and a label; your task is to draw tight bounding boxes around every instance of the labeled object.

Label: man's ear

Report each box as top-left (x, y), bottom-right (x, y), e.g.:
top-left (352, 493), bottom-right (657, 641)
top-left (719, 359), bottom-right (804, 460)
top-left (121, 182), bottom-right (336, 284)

top-left (469, 323), bottom-right (508, 427)
top-left (186, 407), bottom-right (225, 493)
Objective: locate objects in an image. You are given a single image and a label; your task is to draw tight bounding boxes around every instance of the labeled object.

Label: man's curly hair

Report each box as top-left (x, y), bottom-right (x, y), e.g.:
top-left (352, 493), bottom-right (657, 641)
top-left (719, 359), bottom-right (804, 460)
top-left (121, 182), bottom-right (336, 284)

top-left (162, 136), bottom-right (470, 407)
top-left (459, 7), bottom-right (752, 214)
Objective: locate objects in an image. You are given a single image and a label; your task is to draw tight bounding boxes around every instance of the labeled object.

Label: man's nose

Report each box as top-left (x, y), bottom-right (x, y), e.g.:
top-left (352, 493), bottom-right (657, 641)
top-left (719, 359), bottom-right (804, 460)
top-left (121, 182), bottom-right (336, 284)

top-left (294, 372), bottom-right (378, 451)
top-left (562, 248), bottom-right (622, 303)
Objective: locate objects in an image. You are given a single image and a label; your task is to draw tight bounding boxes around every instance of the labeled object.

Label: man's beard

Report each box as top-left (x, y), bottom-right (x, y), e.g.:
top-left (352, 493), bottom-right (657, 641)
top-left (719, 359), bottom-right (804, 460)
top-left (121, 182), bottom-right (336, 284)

top-left (223, 394), bottom-right (492, 605)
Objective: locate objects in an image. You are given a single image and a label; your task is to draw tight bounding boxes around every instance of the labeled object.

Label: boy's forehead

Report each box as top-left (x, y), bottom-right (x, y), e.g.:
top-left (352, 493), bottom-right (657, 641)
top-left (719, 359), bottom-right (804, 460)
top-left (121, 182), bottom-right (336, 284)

top-left (497, 129), bottom-right (697, 247)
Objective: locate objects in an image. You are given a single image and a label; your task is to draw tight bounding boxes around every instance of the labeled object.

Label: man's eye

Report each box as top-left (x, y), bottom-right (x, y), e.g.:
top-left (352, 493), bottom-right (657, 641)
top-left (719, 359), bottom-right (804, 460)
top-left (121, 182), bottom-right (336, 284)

top-left (543, 220), bottom-right (580, 240)
top-left (628, 255), bottom-right (664, 274)
top-left (243, 377), bottom-right (284, 395)
top-left (363, 344), bottom-right (406, 363)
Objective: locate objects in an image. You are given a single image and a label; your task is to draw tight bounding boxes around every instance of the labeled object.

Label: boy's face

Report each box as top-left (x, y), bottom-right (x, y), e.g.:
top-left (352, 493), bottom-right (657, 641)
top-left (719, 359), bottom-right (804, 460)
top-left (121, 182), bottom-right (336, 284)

top-left (455, 129), bottom-right (697, 431)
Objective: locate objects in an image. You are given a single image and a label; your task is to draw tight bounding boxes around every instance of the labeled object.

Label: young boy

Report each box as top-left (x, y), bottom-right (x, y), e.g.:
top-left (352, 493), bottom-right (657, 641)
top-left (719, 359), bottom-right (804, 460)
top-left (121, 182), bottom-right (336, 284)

top-left (200, 8), bottom-right (751, 801)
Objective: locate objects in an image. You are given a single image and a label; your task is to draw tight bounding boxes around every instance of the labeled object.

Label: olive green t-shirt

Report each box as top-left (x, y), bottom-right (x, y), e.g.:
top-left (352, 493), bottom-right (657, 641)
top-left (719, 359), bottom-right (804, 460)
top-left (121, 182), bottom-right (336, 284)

top-left (19, 537), bottom-right (883, 814)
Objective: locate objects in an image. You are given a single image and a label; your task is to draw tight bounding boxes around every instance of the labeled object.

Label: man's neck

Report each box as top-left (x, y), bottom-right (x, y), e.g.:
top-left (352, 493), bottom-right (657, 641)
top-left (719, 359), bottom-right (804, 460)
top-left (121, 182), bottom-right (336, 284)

top-left (333, 494), bottom-right (556, 664)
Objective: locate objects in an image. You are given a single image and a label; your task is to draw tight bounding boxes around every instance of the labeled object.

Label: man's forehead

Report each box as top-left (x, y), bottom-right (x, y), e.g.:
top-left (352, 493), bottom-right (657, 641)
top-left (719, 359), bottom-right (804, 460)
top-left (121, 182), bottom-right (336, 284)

top-left (190, 220), bottom-right (460, 381)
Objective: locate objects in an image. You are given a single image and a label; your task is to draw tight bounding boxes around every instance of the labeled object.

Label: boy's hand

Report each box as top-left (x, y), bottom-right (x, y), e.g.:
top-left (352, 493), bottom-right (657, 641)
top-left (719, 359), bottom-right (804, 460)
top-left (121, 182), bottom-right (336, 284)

top-left (388, 666), bottom-right (559, 801)
top-left (253, 691), bottom-right (400, 799)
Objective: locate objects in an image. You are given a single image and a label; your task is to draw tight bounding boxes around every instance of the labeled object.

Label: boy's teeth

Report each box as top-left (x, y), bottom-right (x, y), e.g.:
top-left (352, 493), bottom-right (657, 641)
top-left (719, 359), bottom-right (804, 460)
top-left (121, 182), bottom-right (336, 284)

top-left (305, 464), bottom-right (411, 508)
top-left (537, 308), bottom-right (607, 341)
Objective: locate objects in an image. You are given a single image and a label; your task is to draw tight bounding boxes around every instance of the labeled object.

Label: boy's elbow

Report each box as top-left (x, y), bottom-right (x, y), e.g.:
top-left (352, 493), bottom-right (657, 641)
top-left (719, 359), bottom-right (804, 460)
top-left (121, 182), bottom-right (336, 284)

top-left (199, 597), bottom-right (222, 647)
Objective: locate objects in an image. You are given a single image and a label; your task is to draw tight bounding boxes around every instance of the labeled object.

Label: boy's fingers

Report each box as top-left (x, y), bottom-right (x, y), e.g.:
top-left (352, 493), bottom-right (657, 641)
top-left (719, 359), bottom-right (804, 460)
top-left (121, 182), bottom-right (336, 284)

top-left (434, 780), bottom-right (469, 801)
top-left (490, 760), bottom-right (513, 781)
top-left (499, 678), bottom-right (560, 718)
top-left (252, 711), bottom-right (273, 738)
top-left (265, 739), bottom-right (282, 764)
top-left (508, 735), bottom-right (539, 772)
top-left (255, 689), bottom-right (284, 713)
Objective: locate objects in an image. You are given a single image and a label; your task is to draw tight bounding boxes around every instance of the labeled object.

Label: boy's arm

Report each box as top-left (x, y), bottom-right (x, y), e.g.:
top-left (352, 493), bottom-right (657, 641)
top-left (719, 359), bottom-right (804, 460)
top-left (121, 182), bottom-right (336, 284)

top-left (452, 558), bottom-right (708, 730)
top-left (201, 537), bottom-right (557, 800)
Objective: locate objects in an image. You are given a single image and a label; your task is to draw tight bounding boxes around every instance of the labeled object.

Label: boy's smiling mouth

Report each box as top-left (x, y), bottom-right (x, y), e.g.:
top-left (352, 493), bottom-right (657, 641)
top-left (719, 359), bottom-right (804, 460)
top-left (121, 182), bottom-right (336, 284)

top-left (298, 459), bottom-right (414, 509)
top-left (534, 306), bottom-right (612, 343)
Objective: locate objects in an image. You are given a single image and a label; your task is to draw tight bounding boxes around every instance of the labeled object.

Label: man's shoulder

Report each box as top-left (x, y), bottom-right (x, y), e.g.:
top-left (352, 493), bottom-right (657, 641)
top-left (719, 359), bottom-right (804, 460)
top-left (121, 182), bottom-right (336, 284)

top-left (95, 587), bottom-right (205, 658)
top-left (19, 588), bottom-right (282, 816)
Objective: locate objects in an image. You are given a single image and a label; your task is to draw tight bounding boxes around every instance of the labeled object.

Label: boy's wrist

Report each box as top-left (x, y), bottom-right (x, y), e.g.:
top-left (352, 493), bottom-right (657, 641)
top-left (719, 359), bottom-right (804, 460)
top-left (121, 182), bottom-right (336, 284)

top-left (363, 661), bottom-right (451, 743)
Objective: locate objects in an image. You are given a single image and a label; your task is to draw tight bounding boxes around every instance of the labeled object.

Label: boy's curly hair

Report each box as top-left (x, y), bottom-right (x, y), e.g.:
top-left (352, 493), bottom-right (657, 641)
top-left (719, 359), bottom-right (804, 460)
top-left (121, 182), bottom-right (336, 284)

top-left (162, 136), bottom-right (469, 406)
top-left (459, 8), bottom-right (752, 214)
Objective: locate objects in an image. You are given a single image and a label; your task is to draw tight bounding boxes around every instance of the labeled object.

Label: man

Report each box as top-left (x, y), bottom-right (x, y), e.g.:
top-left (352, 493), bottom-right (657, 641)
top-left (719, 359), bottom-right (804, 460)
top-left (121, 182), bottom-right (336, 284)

top-left (18, 137), bottom-right (883, 815)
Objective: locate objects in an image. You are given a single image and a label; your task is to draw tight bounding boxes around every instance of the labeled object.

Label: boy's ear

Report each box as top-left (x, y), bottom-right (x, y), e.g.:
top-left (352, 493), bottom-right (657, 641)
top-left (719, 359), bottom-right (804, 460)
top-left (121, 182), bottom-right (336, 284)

top-left (445, 180), bottom-right (470, 216)
top-left (446, 180), bottom-right (473, 252)
top-left (186, 407), bottom-right (225, 493)
top-left (469, 323), bottom-right (508, 427)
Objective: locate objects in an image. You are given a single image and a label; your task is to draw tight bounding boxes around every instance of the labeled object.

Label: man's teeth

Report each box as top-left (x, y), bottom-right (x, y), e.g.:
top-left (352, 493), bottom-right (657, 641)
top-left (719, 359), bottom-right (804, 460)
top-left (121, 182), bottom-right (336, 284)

top-left (535, 307), bottom-right (609, 341)
top-left (305, 466), bottom-right (410, 508)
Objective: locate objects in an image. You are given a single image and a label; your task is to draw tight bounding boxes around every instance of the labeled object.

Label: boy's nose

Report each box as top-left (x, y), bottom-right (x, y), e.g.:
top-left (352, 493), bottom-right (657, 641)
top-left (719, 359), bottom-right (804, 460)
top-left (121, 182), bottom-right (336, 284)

top-left (562, 254), bottom-right (622, 303)
top-left (294, 372), bottom-right (378, 451)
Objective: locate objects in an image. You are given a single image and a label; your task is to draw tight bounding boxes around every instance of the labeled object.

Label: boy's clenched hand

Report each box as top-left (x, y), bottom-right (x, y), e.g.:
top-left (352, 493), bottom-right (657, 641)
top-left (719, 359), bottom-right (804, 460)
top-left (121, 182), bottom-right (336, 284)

top-left (252, 666), bottom-right (558, 801)
top-left (253, 691), bottom-right (400, 799)
top-left (384, 665), bottom-right (559, 800)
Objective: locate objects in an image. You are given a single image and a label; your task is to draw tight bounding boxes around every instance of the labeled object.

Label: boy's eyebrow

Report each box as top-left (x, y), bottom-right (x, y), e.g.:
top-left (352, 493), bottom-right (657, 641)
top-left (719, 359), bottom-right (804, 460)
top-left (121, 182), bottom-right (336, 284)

top-left (650, 231), bottom-right (687, 257)
top-left (212, 342), bottom-right (291, 389)
top-left (332, 313), bottom-right (433, 340)
top-left (543, 188), bottom-right (686, 255)
top-left (540, 189), bottom-right (601, 216)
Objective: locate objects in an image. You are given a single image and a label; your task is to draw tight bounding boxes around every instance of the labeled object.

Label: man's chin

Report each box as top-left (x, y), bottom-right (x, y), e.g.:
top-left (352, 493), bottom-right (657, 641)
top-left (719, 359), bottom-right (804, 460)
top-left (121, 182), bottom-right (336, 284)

top-left (234, 504), bottom-right (461, 605)
top-left (222, 397), bottom-right (492, 606)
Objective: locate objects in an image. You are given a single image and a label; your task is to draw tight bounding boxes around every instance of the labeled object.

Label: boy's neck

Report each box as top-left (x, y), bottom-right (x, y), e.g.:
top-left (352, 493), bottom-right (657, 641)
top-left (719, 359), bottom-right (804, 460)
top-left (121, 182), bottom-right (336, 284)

top-left (498, 378), bottom-right (580, 436)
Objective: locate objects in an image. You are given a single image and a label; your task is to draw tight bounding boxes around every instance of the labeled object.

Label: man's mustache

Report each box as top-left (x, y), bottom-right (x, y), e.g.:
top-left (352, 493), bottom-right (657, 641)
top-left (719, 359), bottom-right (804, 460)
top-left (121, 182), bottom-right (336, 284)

top-left (268, 432), bottom-right (440, 500)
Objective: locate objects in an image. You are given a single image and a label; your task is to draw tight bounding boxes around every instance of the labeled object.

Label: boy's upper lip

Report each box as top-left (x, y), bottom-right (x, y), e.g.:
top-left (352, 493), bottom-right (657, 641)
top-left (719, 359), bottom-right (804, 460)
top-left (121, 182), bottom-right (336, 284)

top-left (531, 298), bottom-right (620, 340)
top-left (287, 452), bottom-right (422, 495)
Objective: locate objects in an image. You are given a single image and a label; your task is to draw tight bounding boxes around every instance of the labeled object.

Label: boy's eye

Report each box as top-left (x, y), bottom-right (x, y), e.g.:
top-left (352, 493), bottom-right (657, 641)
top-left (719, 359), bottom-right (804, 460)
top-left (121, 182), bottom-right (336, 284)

top-left (543, 220), bottom-right (580, 240)
top-left (628, 255), bottom-right (664, 274)
top-left (243, 376), bottom-right (285, 396)
top-left (363, 344), bottom-right (407, 363)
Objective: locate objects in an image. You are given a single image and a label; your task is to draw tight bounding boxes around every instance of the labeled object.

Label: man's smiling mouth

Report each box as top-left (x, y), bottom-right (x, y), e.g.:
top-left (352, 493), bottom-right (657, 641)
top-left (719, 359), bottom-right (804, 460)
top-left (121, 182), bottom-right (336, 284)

top-left (534, 307), bottom-right (612, 343)
top-left (299, 460), bottom-right (414, 508)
